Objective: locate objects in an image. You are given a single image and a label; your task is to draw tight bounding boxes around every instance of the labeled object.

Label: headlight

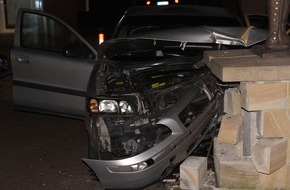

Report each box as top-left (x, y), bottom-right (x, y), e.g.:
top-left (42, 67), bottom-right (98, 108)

top-left (99, 100), bottom-right (118, 113)
top-left (119, 101), bottom-right (133, 114)
top-left (89, 98), bottom-right (134, 114)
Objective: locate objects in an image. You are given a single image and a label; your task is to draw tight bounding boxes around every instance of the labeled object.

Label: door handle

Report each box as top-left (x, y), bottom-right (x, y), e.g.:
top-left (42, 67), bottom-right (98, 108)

top-left (15, 55), bottom-right (30, 64)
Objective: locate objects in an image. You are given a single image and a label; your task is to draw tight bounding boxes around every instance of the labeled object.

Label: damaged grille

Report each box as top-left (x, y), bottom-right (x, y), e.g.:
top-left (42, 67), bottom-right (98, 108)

top-left (90, 53), bottom-right (219, 160)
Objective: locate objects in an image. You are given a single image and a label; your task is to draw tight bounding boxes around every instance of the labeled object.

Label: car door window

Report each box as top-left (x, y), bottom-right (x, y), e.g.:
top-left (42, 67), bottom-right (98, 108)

top-left (20, 12), bottom-right (95, 59)
top-left (12, 9), bottom-right (98, 119)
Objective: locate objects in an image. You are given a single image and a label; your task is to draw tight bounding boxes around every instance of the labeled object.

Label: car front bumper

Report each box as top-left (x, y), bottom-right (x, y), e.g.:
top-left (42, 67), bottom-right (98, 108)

top-left (82, 88), bottom-right (220, 189)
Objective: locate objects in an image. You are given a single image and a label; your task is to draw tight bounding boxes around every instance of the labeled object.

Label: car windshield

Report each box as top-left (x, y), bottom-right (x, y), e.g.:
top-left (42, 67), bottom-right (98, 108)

top-left (115, 15), bottom-right (242, 38)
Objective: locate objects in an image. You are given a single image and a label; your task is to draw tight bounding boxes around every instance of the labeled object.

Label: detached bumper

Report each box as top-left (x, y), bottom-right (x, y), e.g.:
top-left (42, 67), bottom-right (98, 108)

top-left (82, 89), bottom-right (220, 189)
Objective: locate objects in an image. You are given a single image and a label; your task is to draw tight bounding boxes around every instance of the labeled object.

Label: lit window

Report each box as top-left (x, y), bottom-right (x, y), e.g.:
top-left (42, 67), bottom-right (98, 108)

top-left (35, 0), bottom-right (43, 10)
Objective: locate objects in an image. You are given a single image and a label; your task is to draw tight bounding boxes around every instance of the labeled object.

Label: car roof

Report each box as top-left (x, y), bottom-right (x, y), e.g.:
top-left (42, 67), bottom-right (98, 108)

top-left (123, 5), bottom-right (238, 19)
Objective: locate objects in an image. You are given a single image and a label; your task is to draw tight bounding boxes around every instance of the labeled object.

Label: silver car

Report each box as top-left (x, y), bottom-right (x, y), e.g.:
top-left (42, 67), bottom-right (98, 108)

top-left (11, 5), bottom-right (267, 190)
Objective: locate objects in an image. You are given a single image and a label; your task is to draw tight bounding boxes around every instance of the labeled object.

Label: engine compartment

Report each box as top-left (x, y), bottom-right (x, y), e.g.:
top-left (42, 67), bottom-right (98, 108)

top-left (89, 53), bottom-right (221, 160)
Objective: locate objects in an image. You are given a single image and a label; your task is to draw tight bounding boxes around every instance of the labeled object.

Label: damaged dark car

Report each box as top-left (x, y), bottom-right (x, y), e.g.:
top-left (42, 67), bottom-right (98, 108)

top-left (11, 6), bottom-right (267, 190)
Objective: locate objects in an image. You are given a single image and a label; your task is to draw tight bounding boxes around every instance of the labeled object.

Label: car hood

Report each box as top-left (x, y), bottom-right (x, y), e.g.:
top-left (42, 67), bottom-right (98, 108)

top-left (98, 26), bottom-right (267, 61)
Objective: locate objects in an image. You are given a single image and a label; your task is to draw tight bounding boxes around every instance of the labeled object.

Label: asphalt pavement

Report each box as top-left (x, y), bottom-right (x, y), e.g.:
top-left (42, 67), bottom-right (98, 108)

top-left (0, 74), bottom-right (170, 190)
top-left (0, 74), bottom-right (104, 190)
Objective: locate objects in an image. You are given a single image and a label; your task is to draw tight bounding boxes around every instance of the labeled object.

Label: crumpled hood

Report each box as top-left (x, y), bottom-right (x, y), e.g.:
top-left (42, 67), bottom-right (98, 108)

top-left (98, 26), bottom-right (267, 61)
top-left (127, 26), bottom-right (268, 47)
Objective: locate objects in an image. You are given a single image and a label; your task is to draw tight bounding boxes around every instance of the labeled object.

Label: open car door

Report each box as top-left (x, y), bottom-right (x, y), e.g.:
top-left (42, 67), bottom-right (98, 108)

top-left (11, 9), bottom-right (98, 119)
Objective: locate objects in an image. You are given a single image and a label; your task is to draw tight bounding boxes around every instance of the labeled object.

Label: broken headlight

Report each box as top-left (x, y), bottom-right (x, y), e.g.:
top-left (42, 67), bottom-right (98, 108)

top-left (89, 98), bottom-right (134, 114)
